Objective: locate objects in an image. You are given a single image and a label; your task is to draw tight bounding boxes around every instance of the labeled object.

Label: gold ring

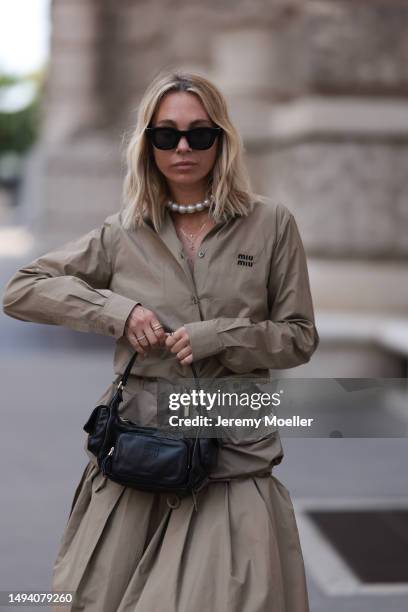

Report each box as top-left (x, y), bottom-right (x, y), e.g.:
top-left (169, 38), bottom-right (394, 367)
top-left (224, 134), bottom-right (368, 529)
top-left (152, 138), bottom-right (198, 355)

top-left (136, 335), bottom-right (146, 341)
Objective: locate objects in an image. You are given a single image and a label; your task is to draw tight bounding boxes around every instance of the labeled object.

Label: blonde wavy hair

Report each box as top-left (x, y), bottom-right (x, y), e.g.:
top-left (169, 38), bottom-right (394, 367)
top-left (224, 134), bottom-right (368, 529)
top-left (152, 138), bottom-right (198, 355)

top-left (121, 70), bottom-right (258, 232)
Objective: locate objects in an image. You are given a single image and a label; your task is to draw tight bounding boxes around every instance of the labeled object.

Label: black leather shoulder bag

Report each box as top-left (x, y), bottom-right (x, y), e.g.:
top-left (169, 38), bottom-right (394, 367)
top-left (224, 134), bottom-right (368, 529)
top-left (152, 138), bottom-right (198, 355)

top-left (83, 348), bottom-right (219, 500)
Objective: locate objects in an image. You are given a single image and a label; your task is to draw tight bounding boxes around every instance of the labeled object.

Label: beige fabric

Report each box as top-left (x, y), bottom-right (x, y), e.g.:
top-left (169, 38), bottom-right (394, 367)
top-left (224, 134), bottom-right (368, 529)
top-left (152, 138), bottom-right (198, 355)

top-left (52, 462), bottom-right (310, 612)
top-left (2, 197), bottom-right (319, 611)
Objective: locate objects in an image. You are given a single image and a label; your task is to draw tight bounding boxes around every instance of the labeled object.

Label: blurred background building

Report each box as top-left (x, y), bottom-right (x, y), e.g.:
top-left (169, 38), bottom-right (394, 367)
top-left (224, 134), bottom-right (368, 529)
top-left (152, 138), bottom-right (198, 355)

top-left (1, 2), bottom-right (408, 609)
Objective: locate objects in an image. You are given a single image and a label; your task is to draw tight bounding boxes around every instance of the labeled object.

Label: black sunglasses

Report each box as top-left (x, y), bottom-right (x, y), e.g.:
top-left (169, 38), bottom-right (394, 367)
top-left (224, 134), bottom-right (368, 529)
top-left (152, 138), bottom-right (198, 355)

top-left (145, 126), bottom-right (223, 150)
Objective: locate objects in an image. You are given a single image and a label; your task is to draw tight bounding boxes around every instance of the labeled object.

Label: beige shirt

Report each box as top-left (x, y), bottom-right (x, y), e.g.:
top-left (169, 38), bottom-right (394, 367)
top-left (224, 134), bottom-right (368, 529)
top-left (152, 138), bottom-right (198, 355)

top-left (2, 197), bottom-right (319, 380)
top-left (2, 196), bottom-right (319, 478)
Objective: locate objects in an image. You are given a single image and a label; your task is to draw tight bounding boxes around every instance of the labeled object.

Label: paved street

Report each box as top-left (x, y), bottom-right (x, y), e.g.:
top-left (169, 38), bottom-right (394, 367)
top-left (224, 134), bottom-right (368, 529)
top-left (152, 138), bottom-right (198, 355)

top-left (1, 256), bottom-right (407, 611)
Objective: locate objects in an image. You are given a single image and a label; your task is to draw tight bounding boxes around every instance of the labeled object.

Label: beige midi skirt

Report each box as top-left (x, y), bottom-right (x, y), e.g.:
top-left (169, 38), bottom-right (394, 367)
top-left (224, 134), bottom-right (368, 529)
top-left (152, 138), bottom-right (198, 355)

top-left (51, 378), bottom-right (310, 612)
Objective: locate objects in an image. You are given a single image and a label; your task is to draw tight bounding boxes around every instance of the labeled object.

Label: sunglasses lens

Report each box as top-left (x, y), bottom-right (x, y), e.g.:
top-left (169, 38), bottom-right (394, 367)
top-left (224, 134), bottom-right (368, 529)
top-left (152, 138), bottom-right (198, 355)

top-left (151, 128), bottom-right (177, 150)
top-left (148, 127), bottom-right (220, 150)
top-left (189, 128), bottom-right (217, 150)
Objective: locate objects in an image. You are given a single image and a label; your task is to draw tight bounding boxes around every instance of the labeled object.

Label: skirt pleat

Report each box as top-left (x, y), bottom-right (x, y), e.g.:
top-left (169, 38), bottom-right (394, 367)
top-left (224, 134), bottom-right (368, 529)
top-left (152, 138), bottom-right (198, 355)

top-left (51, 461), bottom-right (310, 612)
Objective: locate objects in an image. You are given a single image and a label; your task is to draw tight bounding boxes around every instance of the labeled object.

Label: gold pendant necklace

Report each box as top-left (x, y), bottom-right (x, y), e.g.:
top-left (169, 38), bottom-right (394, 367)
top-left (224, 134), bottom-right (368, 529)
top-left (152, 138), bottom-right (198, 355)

top-left (178, 219), bottom-right (210, 251)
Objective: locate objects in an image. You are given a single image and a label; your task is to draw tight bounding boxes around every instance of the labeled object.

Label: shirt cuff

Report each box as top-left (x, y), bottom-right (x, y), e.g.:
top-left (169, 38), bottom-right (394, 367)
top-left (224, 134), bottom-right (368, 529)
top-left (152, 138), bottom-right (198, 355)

top-left (100, 294), bottom-right (141, 339)
top-left (183, 319), bottom-right (224, 361)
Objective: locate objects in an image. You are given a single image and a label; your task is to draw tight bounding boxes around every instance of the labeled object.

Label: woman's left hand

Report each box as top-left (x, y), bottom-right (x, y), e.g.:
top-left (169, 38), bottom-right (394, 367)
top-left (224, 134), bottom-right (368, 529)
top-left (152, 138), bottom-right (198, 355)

top-left (164, 326), bottom-right (193, 365)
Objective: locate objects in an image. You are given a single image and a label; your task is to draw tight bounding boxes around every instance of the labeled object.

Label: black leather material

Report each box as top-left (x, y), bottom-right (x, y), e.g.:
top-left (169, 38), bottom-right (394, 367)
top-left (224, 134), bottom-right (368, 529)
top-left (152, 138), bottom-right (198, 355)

top-left (83, 334), bottom-right (219, 498)
top-left (83, 404), bottom-right (109, 457)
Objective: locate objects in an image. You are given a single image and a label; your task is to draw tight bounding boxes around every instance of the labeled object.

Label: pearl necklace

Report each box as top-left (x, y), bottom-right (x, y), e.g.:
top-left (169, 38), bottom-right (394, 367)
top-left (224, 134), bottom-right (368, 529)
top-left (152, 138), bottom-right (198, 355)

top-left (166, 194), bottom-right (214, 214)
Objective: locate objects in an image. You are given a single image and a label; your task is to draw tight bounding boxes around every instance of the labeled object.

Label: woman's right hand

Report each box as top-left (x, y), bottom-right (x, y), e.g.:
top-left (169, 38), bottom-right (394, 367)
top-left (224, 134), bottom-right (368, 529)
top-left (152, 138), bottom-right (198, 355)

top-left (124, 304), bottom-right (167, 358)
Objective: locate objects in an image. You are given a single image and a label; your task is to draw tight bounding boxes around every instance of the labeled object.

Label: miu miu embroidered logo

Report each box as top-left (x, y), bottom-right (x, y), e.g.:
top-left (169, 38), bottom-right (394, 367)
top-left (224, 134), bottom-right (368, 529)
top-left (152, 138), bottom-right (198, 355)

top-left (237, 253), bottom-right (254, 267)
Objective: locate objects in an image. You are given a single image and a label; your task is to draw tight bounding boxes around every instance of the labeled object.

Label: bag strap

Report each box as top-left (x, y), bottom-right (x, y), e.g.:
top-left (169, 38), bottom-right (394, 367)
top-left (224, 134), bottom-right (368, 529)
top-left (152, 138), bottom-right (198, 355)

top-left (116, 326), bottom-right (199, 390)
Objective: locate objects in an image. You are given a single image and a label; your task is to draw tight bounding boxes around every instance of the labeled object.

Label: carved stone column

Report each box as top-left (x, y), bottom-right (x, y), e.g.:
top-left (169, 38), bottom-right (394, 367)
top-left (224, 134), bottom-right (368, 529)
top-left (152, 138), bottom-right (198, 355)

top-left (43, 0), bottom-right (107, 143)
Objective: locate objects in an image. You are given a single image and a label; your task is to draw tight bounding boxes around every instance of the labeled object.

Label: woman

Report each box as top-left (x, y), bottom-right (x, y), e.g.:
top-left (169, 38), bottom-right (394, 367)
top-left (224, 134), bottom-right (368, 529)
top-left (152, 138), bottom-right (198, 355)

top-left (2, 71), bottom-right (319, 612)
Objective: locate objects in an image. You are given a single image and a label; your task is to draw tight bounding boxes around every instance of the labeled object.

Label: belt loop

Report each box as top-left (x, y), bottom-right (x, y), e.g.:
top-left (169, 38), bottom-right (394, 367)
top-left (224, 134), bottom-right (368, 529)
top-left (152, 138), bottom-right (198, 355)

top-left (166, 494), bottom-right (181, 509)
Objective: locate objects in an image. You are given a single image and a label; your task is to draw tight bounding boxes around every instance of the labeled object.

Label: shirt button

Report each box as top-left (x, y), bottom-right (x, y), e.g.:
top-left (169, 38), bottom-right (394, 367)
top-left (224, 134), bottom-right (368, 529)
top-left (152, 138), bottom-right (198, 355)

top-left (198, 250), bottom-right (205, 258)
top-left (191, 296), bottom-right (199, 304)
top-left (180, 252), bottom-right (184, 259)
